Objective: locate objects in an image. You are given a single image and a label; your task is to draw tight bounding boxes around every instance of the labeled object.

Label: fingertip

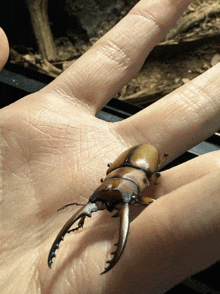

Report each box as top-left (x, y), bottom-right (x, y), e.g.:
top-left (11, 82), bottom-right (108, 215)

top-left (0, 27), bottom-right (9, 71)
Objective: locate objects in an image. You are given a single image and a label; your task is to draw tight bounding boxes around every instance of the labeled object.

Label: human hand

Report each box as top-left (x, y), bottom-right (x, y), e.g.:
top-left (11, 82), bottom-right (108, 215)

top-left (0, 27), bottom-right (9, 70)
top-left (1, 1), bottom-right (220, 293)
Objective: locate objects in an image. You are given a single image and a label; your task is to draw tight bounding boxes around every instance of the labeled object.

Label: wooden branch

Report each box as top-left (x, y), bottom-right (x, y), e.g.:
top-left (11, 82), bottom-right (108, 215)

top-left (25, 0), bottom-right (57, 61)
top-left (120, 84), bottom-right (182, 107)
top-left (167, 4), bottom-right (220, 40)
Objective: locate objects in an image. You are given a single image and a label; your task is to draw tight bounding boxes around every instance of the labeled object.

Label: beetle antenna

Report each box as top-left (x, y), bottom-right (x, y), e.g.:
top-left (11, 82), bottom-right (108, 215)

top-left (58, 202), bottom-right (85, 211)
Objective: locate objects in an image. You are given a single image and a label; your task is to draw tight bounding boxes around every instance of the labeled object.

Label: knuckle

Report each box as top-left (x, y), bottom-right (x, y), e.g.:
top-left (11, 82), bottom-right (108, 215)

top-left (96, 39), bottom-right (132, 70)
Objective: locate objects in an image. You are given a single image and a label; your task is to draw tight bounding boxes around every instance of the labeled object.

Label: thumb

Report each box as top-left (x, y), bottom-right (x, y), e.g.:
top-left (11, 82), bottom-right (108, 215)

top-left (0, 28), bottom-right (9, 71)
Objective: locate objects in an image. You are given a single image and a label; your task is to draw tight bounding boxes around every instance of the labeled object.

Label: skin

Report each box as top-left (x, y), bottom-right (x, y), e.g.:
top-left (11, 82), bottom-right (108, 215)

top-left (0, 27), bottom-right (9, 69)
top-left (1, 1), bottom-right (220, 293)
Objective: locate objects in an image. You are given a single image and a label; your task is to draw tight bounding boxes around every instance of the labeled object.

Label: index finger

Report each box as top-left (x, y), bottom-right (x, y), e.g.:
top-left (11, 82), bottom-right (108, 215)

top-left (46, 0), bottom-right (192, 113)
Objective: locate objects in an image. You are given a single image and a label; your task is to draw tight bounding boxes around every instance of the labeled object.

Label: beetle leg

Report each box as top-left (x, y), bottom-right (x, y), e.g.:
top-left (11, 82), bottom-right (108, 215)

top-left (101, 202), bottom-right (129, 274)
top-left (158, 152), bottom-right (168, 168)
top-left (137, 196), bottom-right (155, 205)
top-left (142, 197), bottom-right (155, 204)
top-left (48, 202), bottom-right (99, 268)
top-left (154, 172), bottom-right (161, 185)
top-left (156, 172), bottom-right (161, 177)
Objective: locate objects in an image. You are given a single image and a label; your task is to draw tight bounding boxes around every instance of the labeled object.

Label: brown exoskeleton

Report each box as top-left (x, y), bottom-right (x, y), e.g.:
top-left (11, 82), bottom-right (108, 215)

top-left (48, 144), bottom-right (168, 274)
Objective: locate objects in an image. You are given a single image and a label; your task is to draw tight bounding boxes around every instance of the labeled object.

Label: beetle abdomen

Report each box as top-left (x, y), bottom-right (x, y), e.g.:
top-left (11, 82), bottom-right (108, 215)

top-left (107, 144), bottom-right (159, 175)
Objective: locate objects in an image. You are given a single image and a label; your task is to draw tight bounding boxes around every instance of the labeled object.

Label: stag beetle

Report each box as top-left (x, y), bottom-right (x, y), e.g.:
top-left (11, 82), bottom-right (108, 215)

top-left (48, 144), bottom-right (168, 274)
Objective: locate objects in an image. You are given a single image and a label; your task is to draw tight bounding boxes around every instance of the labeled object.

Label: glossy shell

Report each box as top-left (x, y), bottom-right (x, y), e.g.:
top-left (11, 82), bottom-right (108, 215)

top-left (90, 177), bottom-right (139, 210)
top-left (48, 143), bottom-right (167, 275)
top-left (106, 144), bottom-right (159, 176)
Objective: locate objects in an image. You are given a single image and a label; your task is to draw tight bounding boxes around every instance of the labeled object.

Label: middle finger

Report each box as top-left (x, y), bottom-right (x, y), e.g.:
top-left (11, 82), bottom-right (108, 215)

top-left (46, 0), bottom-right (192, 113)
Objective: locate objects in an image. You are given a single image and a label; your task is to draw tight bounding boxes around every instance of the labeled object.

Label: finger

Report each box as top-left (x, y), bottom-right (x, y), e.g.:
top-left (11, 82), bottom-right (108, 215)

top-left (107, 168), bottom-right (220, 294)
top-left (116, 63), bottom-right (220, 161)
top-left (45, 0), bottom-right (192, 113)
top-left (0, 28), bottom-right (9, 71)
top-left (148, 150), bottom-right (220, 199)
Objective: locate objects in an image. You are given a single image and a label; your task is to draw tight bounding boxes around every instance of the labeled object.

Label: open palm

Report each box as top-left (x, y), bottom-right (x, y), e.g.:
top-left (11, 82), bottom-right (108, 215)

top-left (1, 1), bottom-right (220, 293)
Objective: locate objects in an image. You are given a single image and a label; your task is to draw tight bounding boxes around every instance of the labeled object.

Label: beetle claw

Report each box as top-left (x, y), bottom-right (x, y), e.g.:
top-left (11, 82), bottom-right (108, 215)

top-left (48, 202), bottom-right (99, 268)
top-left (101, 203), bottom-right (130, 275)
top-left (67, 228), bottom-right (78, 234)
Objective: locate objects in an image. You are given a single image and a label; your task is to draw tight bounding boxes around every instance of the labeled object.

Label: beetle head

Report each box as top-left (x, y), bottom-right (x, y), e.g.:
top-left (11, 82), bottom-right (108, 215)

top-left (89, 178), bottom-right (138, 212)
